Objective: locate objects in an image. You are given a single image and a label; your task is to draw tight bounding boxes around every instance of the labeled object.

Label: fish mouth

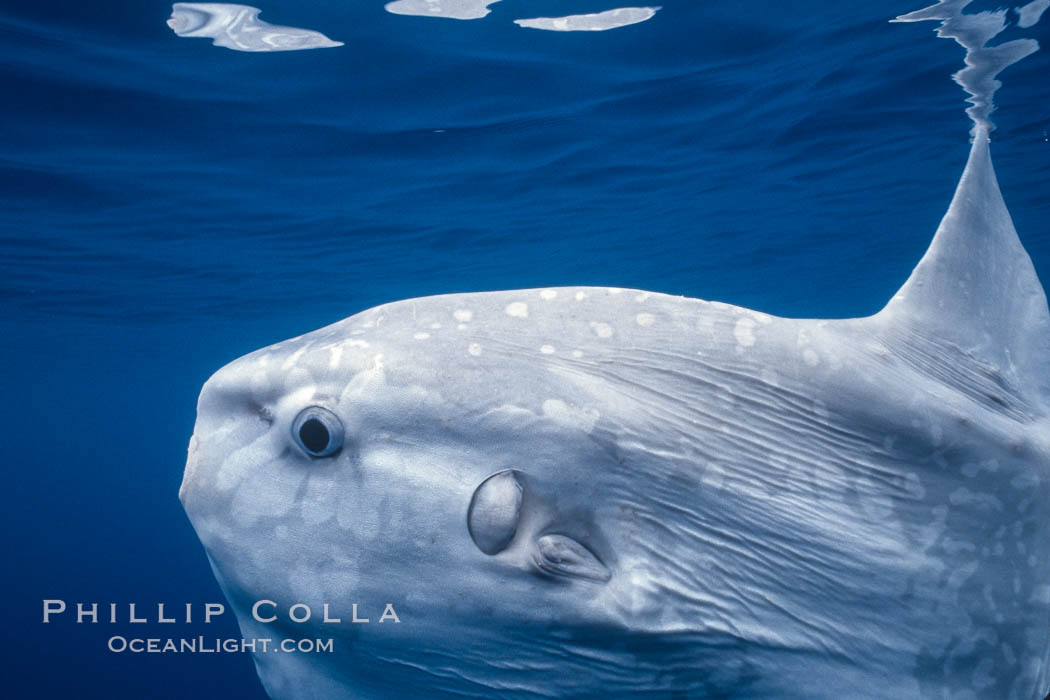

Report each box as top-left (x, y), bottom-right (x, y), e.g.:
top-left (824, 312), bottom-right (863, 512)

top-left (178, 434), bottom-right (202, 506)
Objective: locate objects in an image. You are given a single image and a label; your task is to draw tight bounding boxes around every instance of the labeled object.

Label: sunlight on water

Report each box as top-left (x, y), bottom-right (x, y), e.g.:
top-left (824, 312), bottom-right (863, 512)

top-left (167, 3), bottom-right (343, 52)
top-left (383, 0), bottom-right (500, 20)
top-left (893, 0), bottom-right (1043, 135)
top-left (1017, 0), bottom-right (1050, 28)
top-left (514, 7), bottom-right (660, 32)
top-left (382, 0), bottom-right (658, 31)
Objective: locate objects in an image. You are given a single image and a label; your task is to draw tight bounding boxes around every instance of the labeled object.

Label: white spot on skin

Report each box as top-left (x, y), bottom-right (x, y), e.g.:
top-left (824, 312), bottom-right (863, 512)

top-left (468, 343), bottom-right (482, 356)
top-left (413, 332), bottom-right (430, 340)
top-left (1011, 471), bottom-right (1040, 490)
top-left (346, 339), bottom-right (370, 349)
top-left (636, 313), bottom-right (655, 327)
top-left (542, 399), bottom-right (599, 433)
top-left (217, 434), bottom-right (277, 491)
top-left (590, 322), bottom-right (613, 338)
top-left (540, 289), bottom-right (558, 300)
top-left (575, 291), bottom-right (587, 301)
top-left (734, 318), bottom-right (756, 347)
top-left (904, 473), bottom-right (926, 499)
top-left (282, 348), bottom-right (306, 370)
top-left (949, 487), bottom-right (1003, 511)
top-left (930, 422), bottom-right (943, 446)
top-left (540, 345), bottom-right (555, 354)
top-left (803, 349), bottom-right (819, 367)
top-left (963, 459), bottom-right (999, 478)
top-left (1002, 643), bottom-right (1017, 666)
top-left (250, 371), bottom-right (269, 397)
top-left (972, 658), bottom-right (995, 691)
top-left (300, 476), bottom-right (336, 526)
top-left (329, 346), bottom-right (343, 369)
top-left (608, 288), bottom-right (622, 295)
top-left (457, 324), bottom-right (467, 330)
top-left (430, 323), bottom-right (441, 329)
top-left (1030, 585), bottom-right (1050, 605)
top-left (505, 302), bottom-right (528, 318)
top-left (751, 311), bottom-right (773, 325)
top-left (572, 350), bottom-right (583, 358)
top-left (947, 560), bottom-right (979, 590)
top-left (454, 309), bottom-right (473, 322)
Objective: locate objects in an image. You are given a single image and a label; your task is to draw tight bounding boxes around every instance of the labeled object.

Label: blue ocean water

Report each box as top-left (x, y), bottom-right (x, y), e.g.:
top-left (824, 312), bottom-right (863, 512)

top-left (1, 1), bottom-right (1048, 697)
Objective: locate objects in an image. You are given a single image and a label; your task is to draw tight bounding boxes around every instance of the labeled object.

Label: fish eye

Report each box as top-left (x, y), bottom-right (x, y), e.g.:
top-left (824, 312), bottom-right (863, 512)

top-left (291, 407), bottom-right (344, 458)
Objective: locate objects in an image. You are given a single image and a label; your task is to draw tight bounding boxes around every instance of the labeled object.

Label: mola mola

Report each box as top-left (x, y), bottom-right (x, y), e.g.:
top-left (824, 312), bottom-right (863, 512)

top-left (180, 123), bottom-right (1050, 698)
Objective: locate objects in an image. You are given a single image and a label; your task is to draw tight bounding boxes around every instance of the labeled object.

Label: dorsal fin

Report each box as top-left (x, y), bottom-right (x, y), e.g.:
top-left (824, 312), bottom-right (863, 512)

top-left (877, 127), bottom-right (1050, 405)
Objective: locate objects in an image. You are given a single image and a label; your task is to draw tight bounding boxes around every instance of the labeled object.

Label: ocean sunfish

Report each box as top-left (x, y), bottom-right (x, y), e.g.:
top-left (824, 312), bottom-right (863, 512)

top-left (180, 125), bottom-right (1050, 698)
